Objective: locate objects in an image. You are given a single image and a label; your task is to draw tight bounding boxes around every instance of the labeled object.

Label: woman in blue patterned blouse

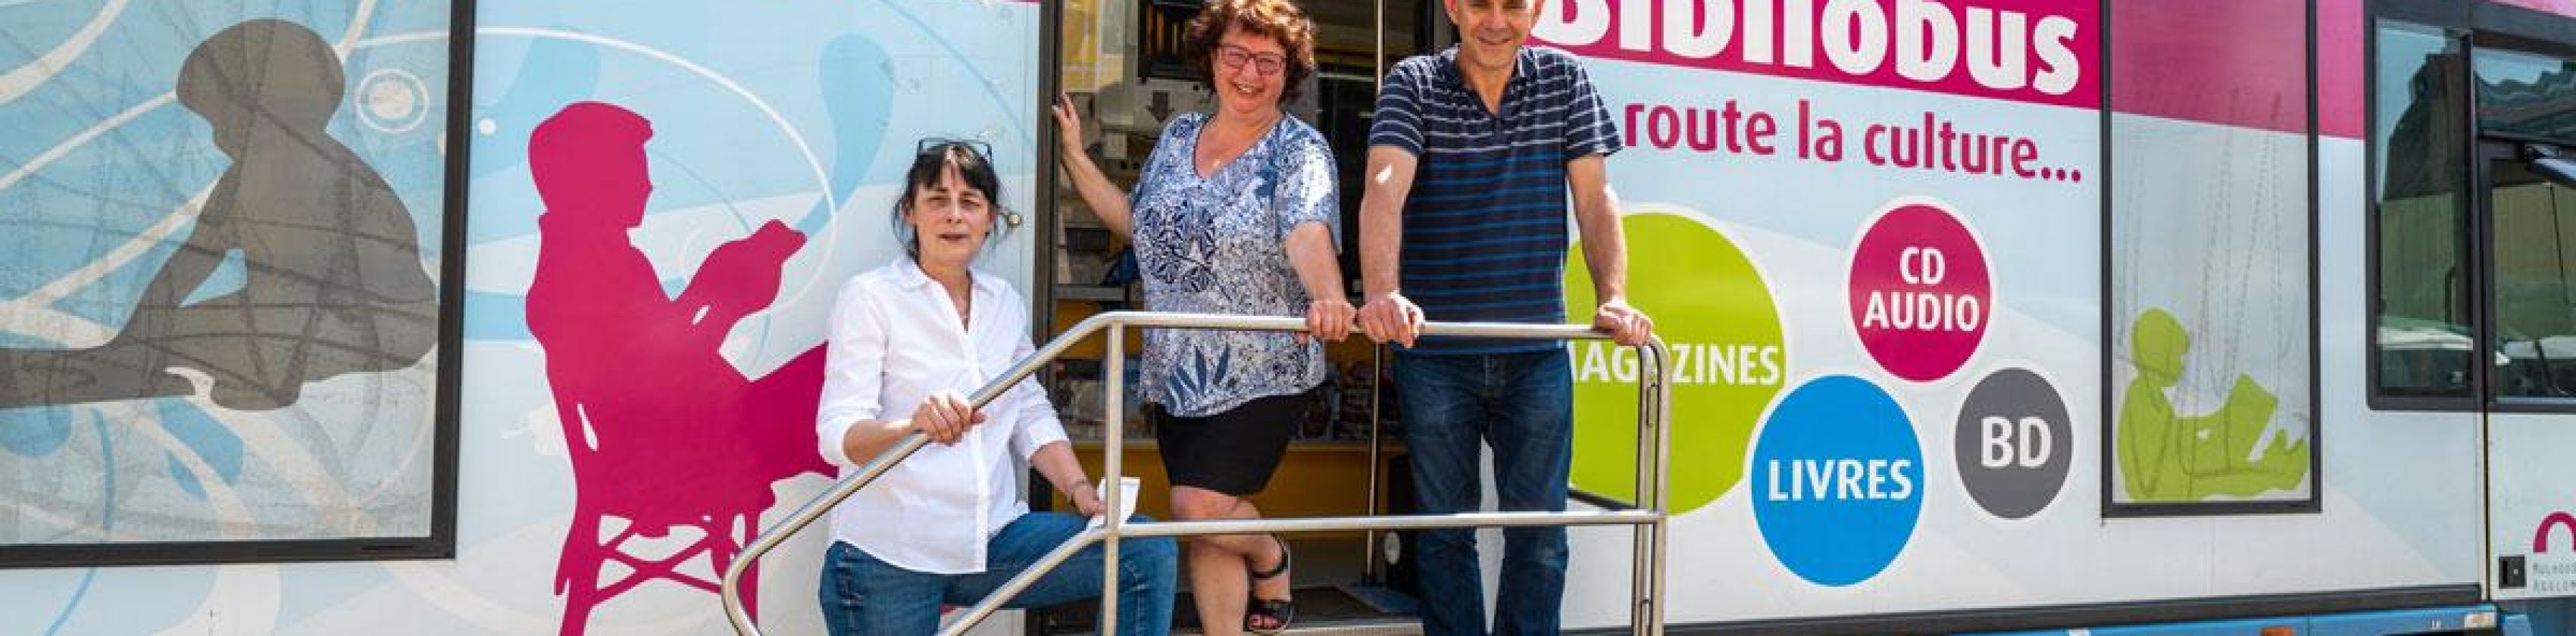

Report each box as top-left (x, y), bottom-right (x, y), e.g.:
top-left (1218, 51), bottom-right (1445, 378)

top-left (1052, 0), bottom-right (1348, 632)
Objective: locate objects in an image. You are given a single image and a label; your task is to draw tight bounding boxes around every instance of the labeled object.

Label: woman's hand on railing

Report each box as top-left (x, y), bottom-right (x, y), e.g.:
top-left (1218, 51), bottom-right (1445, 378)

top-left (908, 391), bottom-right (987, 445)
top-left (1297, 298), bottom-right (1355, 344)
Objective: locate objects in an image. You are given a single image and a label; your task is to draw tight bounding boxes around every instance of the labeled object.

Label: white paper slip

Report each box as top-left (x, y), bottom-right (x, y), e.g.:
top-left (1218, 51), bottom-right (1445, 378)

top-left (1086, 476), bottom-right (1142, 529)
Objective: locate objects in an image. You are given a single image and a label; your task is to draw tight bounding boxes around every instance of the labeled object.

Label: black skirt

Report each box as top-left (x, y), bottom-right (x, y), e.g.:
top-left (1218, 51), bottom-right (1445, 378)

top-left (1150, 393), bottom-right (1305, 496)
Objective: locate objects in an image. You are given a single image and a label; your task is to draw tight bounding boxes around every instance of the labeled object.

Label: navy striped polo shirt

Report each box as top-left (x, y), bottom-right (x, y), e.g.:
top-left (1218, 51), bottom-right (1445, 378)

top-left (1369, 45), bottom-right (1621, 354)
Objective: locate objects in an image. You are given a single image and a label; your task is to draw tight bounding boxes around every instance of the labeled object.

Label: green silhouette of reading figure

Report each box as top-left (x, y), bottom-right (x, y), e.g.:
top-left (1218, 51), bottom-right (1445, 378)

top-left (2118, 309), bottom-right (2311, 501)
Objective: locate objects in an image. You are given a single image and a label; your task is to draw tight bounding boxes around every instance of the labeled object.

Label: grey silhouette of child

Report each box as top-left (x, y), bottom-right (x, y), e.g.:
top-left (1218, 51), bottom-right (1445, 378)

top-left (2, 19), bottom-right (437, 411)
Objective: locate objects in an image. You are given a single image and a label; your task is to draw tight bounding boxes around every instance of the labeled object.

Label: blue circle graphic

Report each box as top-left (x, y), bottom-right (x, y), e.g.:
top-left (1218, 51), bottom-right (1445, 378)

top-left (1749, 375), bottom-right (1924, 586)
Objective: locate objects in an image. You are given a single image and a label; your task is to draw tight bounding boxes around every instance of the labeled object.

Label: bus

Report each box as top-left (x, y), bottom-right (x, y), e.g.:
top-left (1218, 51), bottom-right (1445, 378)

top-left (0, 0), bottom-right (2571, 634)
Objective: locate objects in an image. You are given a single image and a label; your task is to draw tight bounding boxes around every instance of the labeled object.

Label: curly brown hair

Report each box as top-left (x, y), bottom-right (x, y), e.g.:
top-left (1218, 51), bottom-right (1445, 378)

top-left (1181, 0), bottom-right (1317, 103)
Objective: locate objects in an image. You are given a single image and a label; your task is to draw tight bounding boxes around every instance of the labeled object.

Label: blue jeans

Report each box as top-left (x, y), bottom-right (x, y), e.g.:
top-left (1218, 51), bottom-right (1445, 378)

top-left (818, 512), bottom-right (1177, 636)
top-left (1394, 348), bottom-right (1574, 636)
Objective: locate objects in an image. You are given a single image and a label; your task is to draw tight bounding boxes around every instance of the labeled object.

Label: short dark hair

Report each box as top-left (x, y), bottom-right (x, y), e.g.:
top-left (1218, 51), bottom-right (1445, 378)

top-left (1182, 0), bottom-right (1318, 103)
top-left (893, 139), bottom-right (1008, 260)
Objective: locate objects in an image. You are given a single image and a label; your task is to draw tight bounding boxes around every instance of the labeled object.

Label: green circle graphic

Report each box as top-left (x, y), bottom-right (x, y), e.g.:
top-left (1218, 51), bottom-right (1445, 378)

top-left (1567, 210), bottom-right (1786, 514)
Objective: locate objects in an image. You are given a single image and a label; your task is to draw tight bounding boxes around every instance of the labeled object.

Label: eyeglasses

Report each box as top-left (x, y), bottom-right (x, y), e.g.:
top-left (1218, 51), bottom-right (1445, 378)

top-left (916, 137), bottom-right (995, 164)
top-left (1215, 45), bottom-right (1286, 76)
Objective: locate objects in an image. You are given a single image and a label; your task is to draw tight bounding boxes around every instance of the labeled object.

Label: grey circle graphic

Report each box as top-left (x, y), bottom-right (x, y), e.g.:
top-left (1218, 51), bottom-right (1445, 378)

top-left (1952, 368), bottom-right (2071, 519)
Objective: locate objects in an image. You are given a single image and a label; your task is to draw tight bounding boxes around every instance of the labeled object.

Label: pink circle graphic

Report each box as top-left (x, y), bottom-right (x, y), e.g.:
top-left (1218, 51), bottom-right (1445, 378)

top-left (1848, 201), bottom-right (1991, 382)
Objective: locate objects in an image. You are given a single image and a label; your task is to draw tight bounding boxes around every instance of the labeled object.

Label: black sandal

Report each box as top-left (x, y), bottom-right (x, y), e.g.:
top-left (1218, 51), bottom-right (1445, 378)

top-left (1246, 535), bottom-right (1296, 634)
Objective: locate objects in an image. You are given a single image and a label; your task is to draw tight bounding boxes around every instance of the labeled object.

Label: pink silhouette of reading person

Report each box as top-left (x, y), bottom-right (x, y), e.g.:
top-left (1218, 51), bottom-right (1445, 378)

top-left (525, 101), bottom-right (833, 636)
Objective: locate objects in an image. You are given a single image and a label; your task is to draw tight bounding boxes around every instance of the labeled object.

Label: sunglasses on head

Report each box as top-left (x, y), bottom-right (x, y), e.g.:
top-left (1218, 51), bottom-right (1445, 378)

top-left (909, 137), bottom-right (1021, 228)
top-left (916, 137), bottom-right (995, 164)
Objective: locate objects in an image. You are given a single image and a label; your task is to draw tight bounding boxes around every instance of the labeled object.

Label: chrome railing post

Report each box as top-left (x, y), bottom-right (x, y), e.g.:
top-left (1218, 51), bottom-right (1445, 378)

top-left (1627, 340), bottom-right (1671, 636)
top-left (1630, 343), bottom-right (1652, 636)
top-left (1361, 343), bottom-right (1385, 583)
top-left (1099, 321), bottom-right (1127, 636)
top-left (1649, 339), bottom-right (1673, 636)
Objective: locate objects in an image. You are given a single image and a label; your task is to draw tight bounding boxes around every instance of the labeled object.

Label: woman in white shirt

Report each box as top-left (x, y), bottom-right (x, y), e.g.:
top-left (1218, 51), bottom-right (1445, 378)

top-left (816, 139), bottom-right (1177, 636)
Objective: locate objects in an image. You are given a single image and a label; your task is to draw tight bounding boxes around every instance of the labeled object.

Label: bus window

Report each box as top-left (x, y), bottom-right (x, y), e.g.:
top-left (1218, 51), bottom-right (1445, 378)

top-left (2474, 46), bottom-right (2576, 142)
top-left (2484, 155), bottom-right (2576, 398)
top-left (2372, 21), bottom-right (2474, 402)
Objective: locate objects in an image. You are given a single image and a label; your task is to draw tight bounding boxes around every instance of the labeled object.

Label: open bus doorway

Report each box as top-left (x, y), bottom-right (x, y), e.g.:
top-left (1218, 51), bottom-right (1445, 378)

top-left (1041, 0), bottom-right (1448, 632)
top-left (2479, 130), bottom-right (2576, 621)
top-left (2375, 12), bottom-right (2576, 625)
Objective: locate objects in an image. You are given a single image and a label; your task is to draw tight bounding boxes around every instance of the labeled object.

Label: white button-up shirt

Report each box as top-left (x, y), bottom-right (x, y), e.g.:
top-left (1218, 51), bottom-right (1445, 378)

top-left (816, 260), bottom-right (1068, 575)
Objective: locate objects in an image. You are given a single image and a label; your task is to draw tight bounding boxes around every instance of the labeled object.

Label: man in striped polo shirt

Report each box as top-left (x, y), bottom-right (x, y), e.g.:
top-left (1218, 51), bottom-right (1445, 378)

top-left (1353, 0), bottom-right (1654, 634)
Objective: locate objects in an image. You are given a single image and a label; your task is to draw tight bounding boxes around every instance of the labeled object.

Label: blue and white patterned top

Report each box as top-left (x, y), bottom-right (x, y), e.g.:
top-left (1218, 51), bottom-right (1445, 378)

top-left (1130, 111), bottom-right (1340, 417)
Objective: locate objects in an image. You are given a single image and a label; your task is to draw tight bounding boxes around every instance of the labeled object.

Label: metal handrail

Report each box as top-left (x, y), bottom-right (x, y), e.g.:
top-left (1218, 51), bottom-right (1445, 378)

top-left (721, 310), bottom-right (1673, 636)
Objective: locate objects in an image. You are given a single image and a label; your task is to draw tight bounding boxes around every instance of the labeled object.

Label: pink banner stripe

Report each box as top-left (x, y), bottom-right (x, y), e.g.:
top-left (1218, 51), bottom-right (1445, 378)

top-left (2493, 0), bottom-right (2576, 18)
top-left (2109, 0), bottom-right (2311, 136)
top-left (1535, 0), bottom-right (2100, 109)
top-left (2320, 0), bottom-right (2364, 139)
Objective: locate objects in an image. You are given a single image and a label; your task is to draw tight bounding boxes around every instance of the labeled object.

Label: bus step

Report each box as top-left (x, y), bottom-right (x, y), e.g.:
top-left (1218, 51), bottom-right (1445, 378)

top-left (1041, 585), bottom-right (1421, 636)
top-left (1177, 618), bottom-right (1424, 636)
